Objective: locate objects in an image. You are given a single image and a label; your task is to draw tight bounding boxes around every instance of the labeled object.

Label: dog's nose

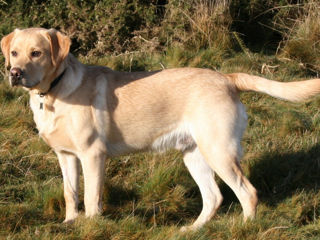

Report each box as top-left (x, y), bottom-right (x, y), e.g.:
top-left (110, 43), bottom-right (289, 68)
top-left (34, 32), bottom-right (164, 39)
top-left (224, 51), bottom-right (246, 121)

top-left (10, 67), bottom-right (23, 79)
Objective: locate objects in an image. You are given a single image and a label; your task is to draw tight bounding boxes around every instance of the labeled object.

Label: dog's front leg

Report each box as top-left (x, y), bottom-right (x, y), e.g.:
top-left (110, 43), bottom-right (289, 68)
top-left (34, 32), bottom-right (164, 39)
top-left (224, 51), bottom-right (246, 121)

top-left (79, 149), bottom-right (106, 218)
top-left (56, 151), bottom-right (80, 223)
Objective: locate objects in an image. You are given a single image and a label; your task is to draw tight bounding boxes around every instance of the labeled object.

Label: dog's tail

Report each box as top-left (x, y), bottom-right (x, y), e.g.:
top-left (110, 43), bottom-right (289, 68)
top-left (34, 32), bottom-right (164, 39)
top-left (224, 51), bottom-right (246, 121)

top-left (227, 73), bottom-right (320, 102)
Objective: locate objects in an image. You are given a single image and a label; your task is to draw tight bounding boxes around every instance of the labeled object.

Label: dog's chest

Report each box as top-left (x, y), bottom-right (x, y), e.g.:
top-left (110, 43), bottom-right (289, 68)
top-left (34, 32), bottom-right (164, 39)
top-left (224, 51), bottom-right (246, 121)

top-left (35, 110), bottom-right (68, 147)
top-left (30, 96), bottom-right (54, 133)
top-left (30, 97), bottom-right (76, 151)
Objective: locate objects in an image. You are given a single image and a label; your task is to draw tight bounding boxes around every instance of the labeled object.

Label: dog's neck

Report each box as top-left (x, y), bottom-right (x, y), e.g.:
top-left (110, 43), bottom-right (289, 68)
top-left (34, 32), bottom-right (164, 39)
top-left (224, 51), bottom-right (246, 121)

top-left (39, 69), bottom-right (66, 97)
top-left (37, 70), bottom-right (66, 109)
top-left (29, 54), bottom-right (85, 111)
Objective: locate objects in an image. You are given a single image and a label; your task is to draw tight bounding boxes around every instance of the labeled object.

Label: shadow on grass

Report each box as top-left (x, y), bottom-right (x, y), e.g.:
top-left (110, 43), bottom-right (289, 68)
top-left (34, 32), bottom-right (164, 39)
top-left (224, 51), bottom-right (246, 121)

top-left (182, 142), bottom-right (320, 218)
top-left (104, 184), bottom-right (202, 226)
top-left (103, 144), bottom-right (320, 225)
top-left (218, 143), bottom-right (320, 214)
top-left (249, 143), bottom-right (320, 205)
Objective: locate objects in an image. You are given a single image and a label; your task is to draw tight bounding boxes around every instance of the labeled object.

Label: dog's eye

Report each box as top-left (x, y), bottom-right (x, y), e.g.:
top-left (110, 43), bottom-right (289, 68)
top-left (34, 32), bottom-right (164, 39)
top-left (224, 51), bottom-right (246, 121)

top-left (31, 51), bottom-right (41, 58)
top-left (11, 51), bottom-right (18, 57)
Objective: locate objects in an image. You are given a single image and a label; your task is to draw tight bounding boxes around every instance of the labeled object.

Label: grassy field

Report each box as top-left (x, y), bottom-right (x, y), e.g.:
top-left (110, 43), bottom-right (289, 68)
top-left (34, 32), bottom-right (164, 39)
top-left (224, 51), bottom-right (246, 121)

top-left (1, 0), bottom-right (320, 239)
top-left (1, 50), bottom-right (320, 239)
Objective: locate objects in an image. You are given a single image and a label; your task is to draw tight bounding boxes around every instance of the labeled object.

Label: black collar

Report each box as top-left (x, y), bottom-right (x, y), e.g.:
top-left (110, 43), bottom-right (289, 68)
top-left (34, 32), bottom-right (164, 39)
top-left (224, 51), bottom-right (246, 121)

top-left (39, 70), bottom-right (66, 97)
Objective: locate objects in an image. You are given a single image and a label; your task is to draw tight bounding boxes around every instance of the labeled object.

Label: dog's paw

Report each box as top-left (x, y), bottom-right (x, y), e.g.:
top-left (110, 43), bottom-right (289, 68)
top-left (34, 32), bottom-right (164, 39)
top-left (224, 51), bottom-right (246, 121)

top-left (180, 224), bottom-right (200, 232)
top-left (63, 218), bottom-right (75, 224)
top-left (63, 213), bottom-right (78, 224)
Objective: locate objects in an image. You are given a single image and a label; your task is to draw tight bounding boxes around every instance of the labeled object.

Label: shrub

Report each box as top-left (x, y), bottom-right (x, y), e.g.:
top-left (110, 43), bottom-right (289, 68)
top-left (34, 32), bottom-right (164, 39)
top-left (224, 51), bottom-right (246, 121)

top-left (0, 0), bottom-right (160, 55)
top-left (0, 0), bottom-right (233, 56)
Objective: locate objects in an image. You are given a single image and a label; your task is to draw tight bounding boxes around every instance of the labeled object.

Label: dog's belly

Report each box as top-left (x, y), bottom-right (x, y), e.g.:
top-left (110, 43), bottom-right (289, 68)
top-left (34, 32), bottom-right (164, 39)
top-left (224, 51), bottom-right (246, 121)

top-left (151, 125), bottom-right (196, 152)
top-left (106, 124), bottom-right (197, 157)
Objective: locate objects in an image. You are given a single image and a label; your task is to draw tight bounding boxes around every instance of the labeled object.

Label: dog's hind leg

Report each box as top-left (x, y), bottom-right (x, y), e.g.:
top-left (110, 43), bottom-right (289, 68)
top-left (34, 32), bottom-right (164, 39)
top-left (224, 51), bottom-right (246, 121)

top-left (56, 151), bottom-right (80, 223)
top-left (181, 147), bottom-right (223, 232)
top-left (193, 101), bottom-right (258, 223)
top-left (204, 150), bottom-right (258, 221)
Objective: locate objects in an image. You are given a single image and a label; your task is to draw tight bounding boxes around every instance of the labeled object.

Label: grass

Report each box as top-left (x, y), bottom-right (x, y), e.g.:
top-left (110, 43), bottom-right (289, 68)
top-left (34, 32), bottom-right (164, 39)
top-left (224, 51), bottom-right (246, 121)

top-left (2, 1), bottom-right (320, 238)
top-left (1, 49), bottom-right (320, 239)
top-left (274, 0), bottom-right (320, 73)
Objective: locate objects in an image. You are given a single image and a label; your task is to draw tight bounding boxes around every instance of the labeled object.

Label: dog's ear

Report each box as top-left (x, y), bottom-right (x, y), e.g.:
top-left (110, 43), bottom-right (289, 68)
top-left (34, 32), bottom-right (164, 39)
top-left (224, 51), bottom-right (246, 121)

top-left (46, 29), bottom-right (71, 67)
top-left (1, 30), bottom-right (16, 70)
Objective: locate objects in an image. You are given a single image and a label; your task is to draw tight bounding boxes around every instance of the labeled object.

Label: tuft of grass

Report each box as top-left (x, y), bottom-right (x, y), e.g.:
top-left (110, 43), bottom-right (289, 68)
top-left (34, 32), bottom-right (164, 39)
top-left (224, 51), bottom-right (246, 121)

top-left (276, 0), bottom-right (320, 73)
top-left (278, 110), bottom-right (312, 137)
top-left (159, 0), bottom-right (232, 52)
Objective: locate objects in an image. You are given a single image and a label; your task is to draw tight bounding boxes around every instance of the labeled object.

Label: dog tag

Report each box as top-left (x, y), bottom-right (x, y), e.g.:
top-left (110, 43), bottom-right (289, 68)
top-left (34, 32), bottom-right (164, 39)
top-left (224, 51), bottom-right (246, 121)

top-left (39, 94), bottom-right (45, 110)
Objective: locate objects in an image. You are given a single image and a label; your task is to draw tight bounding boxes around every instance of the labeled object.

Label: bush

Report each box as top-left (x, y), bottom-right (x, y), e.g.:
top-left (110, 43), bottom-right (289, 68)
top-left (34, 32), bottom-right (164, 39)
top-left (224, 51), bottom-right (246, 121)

top-left (0, 0), bottom-right (233, 56)
top-left (0, 0), bottom-right (160, 55)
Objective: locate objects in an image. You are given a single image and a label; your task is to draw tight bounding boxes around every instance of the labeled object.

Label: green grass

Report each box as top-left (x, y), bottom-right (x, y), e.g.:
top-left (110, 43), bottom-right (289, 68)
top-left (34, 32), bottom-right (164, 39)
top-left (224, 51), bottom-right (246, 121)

top-left (1, 51), bottom-right (320, 239)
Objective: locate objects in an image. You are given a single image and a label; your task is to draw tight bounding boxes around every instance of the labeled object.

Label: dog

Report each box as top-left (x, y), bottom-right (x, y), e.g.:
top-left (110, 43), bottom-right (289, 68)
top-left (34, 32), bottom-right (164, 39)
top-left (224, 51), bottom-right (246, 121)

top-left (2, 27), bottom-right (320, 231)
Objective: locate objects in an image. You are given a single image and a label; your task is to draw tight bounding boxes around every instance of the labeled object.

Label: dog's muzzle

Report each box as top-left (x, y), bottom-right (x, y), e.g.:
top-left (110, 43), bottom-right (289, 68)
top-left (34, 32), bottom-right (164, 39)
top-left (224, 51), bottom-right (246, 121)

top-left (9, 67), bottom-right (23, 86)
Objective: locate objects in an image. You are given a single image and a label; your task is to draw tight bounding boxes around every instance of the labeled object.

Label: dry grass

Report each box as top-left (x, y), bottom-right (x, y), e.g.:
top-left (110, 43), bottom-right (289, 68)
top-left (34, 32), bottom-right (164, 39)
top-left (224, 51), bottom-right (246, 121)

top-left (276, 0), bottom-right (320, 73)
top-left (157, 0), bottom-right (232, 52)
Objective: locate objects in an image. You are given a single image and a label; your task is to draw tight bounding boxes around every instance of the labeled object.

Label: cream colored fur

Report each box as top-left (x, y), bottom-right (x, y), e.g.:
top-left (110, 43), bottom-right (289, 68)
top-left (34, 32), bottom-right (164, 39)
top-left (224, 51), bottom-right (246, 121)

top-left (2, 28), bottom-right (320, 231)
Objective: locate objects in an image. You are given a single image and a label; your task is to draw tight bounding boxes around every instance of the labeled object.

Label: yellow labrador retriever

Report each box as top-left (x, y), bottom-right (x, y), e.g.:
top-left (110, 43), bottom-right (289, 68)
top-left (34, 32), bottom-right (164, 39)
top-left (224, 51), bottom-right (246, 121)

top-left (2, 27), bottom-right (320, 231)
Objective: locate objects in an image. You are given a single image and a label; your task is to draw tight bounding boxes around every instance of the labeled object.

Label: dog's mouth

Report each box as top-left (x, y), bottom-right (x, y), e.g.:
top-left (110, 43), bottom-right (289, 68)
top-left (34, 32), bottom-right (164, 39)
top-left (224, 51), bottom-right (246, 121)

top-left (10, 76), bottom-right (40, 88)
top-left (9, 75), bottom-right (22, 87)
top-left (9, 69), bottom-right (40, 88)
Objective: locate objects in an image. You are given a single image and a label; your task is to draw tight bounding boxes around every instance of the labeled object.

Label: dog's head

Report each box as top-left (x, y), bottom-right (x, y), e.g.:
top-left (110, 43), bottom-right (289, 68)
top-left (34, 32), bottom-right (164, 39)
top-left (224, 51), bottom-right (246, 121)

top-left (1, 28), bottom-right (70, 92)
